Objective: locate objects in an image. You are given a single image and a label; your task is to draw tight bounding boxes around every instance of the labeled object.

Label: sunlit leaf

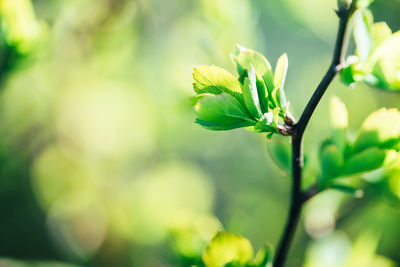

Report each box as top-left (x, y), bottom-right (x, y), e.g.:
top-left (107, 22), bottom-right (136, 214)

top-left (273, 53), bottom-right (288, 92)
top-left (0, 0), bottom-right (47, 53)
top-left (370, 22), bottom-right (392, 52)
top-left (368, 31), bottom-right (400, 90)
top-left (193, 65), bottom-right (242, 95)
top-left (353, 9), bottom-right (373, 62)
top-left (356, 0), bottom-right (375, 8)
top-left (202, 231), bottom-right (254, 267)
top-left (193, 93), bottom-right (255, 130)
top-left (232, 45), bottom-right (274, 91)
top-left (241, 65), bottom-right (263, 119)
top-left (353, 108), bottom-right (400, 153)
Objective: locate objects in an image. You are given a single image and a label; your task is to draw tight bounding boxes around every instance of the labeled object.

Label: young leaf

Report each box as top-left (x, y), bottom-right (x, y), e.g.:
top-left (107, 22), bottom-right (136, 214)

top-left (254, 112), bottom-right (277, 133)
top-left (353, 9), bottom-right (373, 62)
top-left (270, 87), bottom-right (287, 112)
top-left (241, 65), bottom-right (263, 119)
top-left (256, 76), bottom-right (269, 114)
top-left (273, 53), bottom-right (288, 92)
top-left (202, 231), bottom-right (254, 267)
top-left (252, 245), bottom-right (272, 267)
top-left (370, 22), bottom-right (392, 52)
top-left (232, 45), bottom-right (274, 91)
top-left (193, 65), bottom-right (241, 95)
top-left (369, 31), bottom-right (400, 90)
top-left (352, 108), bottom-right (400, 153)
top-left (194, 93), bottom-right (255, 130)
top-left (272, 53), bottom-right (289, 111)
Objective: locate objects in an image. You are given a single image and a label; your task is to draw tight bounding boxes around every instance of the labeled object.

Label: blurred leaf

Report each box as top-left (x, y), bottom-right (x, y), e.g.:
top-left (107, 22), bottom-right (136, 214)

top-left (193, 65), bottom-right (241, 95)
top-left (342, 147), bottom-right (387, 176)
top-left (0, 0), bottom-right (47, 54)
top-left (241, 65), bottom-right (263, 119)
top-left (202, 231), bottom-right (254, 267)
top-left (170, 215), bottom-right (223, 259)
top-left (368, 31), bottom-right (400, 90)
top-left (319, 141), bottom-right (344, 185)
top-left (346, 229), bottom-right (397, 267)
top-left (267, 135), bottom-right (291, 172)
top-left (353, 108), bottom-right (400, 153)
top-left (194, 93), bottom-right (255, 130)
top-left (356, 0), bottom-right (375, 8)
top-left (370, 22), bottom-right (392, 52)
top-left (251, 245), bottom-right (272, 267)
top-left (342, 9), bottom-right (400, 91)
top-left (341, 65), bottom-right (356, 86)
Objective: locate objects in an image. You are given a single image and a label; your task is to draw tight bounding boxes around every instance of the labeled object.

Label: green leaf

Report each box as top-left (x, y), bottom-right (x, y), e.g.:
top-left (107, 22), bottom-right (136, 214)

top-left (233, 45), bottom-right (272, 77)
top-left (368, 31), bottom-right (400, 90)
top-left (356, 0), bottom-right (375, 8)
top-left (241, 65), bottom-right (263, 119)
top-left (202, 232), bottom-right (254, 267)
top-left (256, 76), bottom-right (269, 114)
top-left (232, 45), bottom-right (274, 91)
top-left (353, 9), bottom-right (373, 62)
top-left (254, 110), bottom-right (279, 133)
top-left (370, 22), bottom-right (392, 52)
top-left (194, 93), bottom-right (255, 131)
top-left (319, 141), bottom-right (344, 185)
top-left (252, 245), bottom-right (272, 267)
top-left (340, 65), bottom-right (356, 85)
top-left (342, 147), bottom-right (387, 176)
top-left (353, 108), bottom-right (400, 153)
top-left (273, 53), bottom-right (288, 93)
top-left (272, 53), bottom-right (288, 111)
top-left (270, 87), bottom-right (286, 112)
top-left (193, 65), bottom-right (241, 95)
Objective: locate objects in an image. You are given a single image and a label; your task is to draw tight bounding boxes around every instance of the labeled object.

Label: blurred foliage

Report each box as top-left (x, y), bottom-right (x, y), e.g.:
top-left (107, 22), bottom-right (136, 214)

top-left (0, 0), bottom-right (399, 266)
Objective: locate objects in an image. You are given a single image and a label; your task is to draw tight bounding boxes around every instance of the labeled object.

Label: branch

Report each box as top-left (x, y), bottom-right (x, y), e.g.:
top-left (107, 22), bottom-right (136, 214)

top-left (272, 2), bottom-right (358, 267)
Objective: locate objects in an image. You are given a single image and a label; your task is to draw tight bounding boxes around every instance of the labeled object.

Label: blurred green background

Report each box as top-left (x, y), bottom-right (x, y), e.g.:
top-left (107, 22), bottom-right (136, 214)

top-left (0, 0), bottom-right (399, 266)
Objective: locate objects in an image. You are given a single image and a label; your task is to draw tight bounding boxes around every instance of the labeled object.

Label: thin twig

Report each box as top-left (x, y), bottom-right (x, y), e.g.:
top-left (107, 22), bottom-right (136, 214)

top-left (272, 2), bottom-right (358, 266)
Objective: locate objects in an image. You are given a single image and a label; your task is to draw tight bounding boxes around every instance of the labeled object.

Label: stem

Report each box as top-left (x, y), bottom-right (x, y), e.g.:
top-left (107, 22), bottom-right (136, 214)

top-left (272, 2), bottom-right (358, 267)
